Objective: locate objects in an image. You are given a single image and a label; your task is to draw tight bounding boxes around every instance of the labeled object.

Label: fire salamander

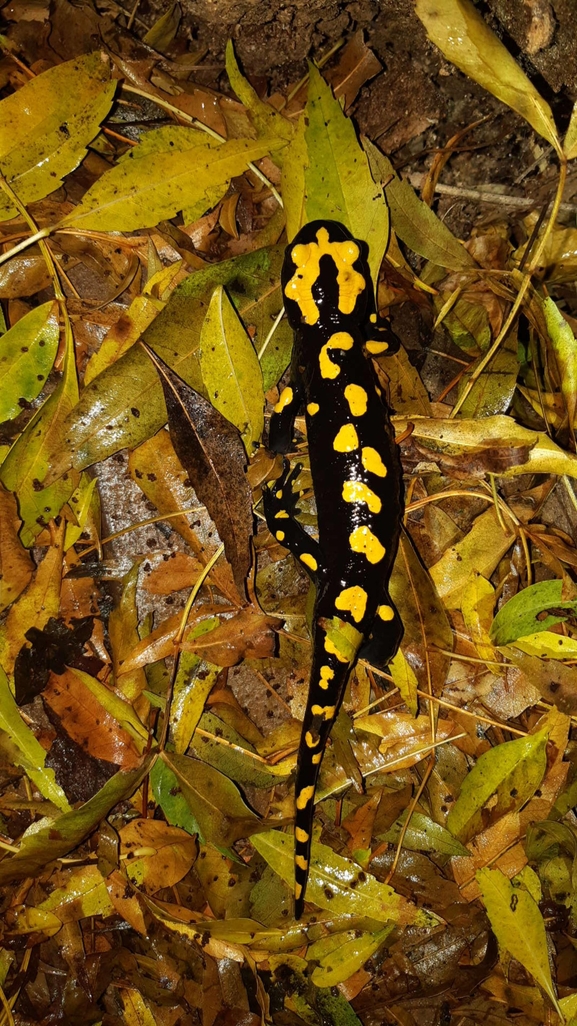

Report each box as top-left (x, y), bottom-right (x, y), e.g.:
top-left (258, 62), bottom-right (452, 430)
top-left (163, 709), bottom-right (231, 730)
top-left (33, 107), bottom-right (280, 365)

top-left (264, 220), bottom-right (404, 918)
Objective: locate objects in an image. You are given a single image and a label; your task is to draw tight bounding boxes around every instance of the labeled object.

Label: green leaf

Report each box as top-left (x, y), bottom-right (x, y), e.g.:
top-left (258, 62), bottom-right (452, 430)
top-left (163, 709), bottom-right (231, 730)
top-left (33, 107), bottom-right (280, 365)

top-left (142, 2), bottom-right (180, 51)
top-left (159, 751), bottom-right (261, 847)
top-left (60, 128), bottom-right (275, 232)
top-left (0, 327), bottom-right (79, 546)
top-left (0, 303), bottom-right (59, 421)
top-left (0, 53), bottom-right (116, 221)
top-left (490, 579), bottom-right (577, 646)
top-left (252, 830), bottom-right (441, 926)
top-left (388, 648), bottom-right (418, 716)
top-left (309, 925), bottom-right (393, 987)
top-left (415, 0), bottom-right (560, 154)
top-left (447, 730), bottom-right (548, 842)
top-left (150, 757), bottom-right (202, 837)
top-left (199, 285), bottom-right (264, 454)
top-left (282, 114), bottom-right (308, 243)
top-left (189, 712), bottom-right (291, 788)
top-left (477, 867), bottom-right (562, 1016)
top-left (383, 811), bottom-right (470, 856)
top-left (46, 246), bottom-right (287, 480)
top-left (0, 756), bottom-right (152, 883)
top-left (364, 139), bottom-right (473, 271)
top-left (457, 331), bottom-right (519, 418)
top-left (225, 40), bottom-right (293, 155)
top-left (304, 65), bottom-right (388, 287)
top-left (0, 665), bottom-right (70, 811)
top-left (543, 296), bottom-right (577, 429)
top-left (564, 100), bottom-right (577, 160)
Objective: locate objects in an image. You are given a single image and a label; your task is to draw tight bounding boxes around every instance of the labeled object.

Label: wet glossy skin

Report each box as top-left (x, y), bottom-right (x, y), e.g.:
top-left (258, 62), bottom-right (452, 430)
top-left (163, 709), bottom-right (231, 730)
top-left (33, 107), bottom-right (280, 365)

top-left (264, 220), bottom-right (404, 918)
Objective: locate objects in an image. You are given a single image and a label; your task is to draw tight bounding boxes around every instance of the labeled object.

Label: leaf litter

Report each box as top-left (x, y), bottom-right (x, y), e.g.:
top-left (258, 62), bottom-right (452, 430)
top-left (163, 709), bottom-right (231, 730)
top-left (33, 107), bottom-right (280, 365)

top-left (0, 3), bottom-right (577, 1023)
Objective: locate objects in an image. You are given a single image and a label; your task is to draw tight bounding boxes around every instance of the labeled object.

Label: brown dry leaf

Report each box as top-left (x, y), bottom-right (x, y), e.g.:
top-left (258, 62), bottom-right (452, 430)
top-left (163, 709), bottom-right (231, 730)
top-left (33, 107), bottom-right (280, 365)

top-left (142, 551), bottom-right (203, 594)
top-left (43, 668), bottom-right (142, 770)
top-left (326, 30), bottom-right (382, 110)
top-left (129, 427), bottom-right (243, 607)
top-left (119, 818), bottom-right (197, 894)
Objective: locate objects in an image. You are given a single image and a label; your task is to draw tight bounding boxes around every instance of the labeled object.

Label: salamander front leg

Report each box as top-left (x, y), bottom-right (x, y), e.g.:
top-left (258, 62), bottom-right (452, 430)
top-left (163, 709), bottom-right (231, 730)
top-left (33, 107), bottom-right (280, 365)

top-left (263, 460), bottom-right (322, 584)
top-left (269, 380), bottom-right (304, 454)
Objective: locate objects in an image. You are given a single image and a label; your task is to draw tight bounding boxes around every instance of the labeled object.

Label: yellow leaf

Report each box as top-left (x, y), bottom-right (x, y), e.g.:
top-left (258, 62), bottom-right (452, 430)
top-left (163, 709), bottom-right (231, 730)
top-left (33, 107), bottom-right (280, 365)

top-left (430, 508), bottom-right (514, 610)
top-left (60, 128), bottom-right (275, 232)
top-left (387, 648), bottom-right (418, 715)
top-left (415, 0), bottom-right (560, 154)
top-left (0, 533), bottom-right (63, 674)
top-left (511, 631), bottom-right (577, 660)
top-left (0, 53), bottom-right (116, 220)
top-left (477, 867), bottom-right (562, 1017)
top-left (199, 285), bottom-right (264, 454)
top-left (543, 296), bottom-right (577, 429)
top-left (460, 572), bottom-right (496, 663)
top-left (303, 65), bottom-right (388, 288)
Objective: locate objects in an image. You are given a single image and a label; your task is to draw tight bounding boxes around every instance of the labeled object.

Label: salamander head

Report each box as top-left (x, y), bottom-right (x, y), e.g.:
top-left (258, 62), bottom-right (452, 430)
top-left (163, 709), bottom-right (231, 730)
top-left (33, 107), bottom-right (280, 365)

top-left (282, 220), bottom-right (369, 330)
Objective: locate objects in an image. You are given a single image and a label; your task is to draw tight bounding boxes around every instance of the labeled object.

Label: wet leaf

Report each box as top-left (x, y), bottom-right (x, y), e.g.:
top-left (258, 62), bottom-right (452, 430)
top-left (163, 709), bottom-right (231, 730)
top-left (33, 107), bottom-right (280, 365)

top-left (190, 711), bottom-right (292, 788)
top-left (43, 667), bottom-right (145, 769)
top-left (365, 139), bottom-right (473, 271)
top-left (382, 810), bottom-right (470, 856)
top-left (109, 563), bottom-right (148, 702)
top-left (143, 2), bottom-right (180, 51)
top-left (0, 756), bottom-right (152, 883)
top-left (430, 508), bottom-right (515, 610)
top-left (387, 648), bottom-right (418, 715)
top-left (158, 751), bottom-right (262, 847)
top-left (447, 729), bottom-right (548, 843)
top-left (142, 342), bottom-right (253, 595)
top-left (252, 831), bottom-right (441, 926)
top-left (0, 664), bottom-right (70, 811)
top-left (0, 532), bottom-right (63, 675)
top-left (48, 245), bottom-right (287, 479)
top-left (0, 327), bottom-right (79, 546)
top-left (490, 579), bottom-right (577, 646)
top-left (461, 572), bottom-right (496, 663)
top-left (0, 302), bottom-right (59, 421)
top-left (61, 129), bottom-right (275, 232)
top-left (309, 925), bottom-right (393, 987)
top-left (477, 867), bottom-right (562, 1016)
top-left (543, 296), bottom-right (577, 430)
top-left (0, 484), bottom-right (33, 612)
top-left (415, 0), bottom-right (560, 153)
top-left (503, 650), bottom-right (577, 715)
top-left (226, 40), bottom-right (294, 155)
top-left (0, 53), bottom-right (116, 220)
top-left (304, 65), bottom-right (388, 287)
top-left (199, 285), bottom-right (264, 454)
top-left (119, 818), bottom-right (197, 894)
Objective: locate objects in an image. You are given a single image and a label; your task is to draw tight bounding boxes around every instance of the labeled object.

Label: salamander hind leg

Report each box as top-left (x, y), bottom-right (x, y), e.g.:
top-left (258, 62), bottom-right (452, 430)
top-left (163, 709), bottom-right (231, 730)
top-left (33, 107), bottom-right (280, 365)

top-left (358, 596), bottom-right (403, 670)
top-left (263, 460), bottom-right (321, 583)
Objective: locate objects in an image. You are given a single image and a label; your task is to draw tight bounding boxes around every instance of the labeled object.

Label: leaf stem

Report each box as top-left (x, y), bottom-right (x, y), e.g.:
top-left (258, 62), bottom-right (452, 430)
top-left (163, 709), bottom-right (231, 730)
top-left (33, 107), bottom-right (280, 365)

top-left (0, 225), bottom-right (52, 267)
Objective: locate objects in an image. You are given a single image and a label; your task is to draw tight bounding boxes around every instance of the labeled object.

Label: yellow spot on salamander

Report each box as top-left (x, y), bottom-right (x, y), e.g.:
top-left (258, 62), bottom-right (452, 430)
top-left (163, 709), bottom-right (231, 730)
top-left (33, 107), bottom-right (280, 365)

top-left (369, 313), bottom-right (377, 323)
top-left (366, 340), bottom-right (389, 354)
top-left (307, 402), bottom-right (320, 416)
top-left (295, 855), bottom-right (308, 871)
top-left (275, 490), bottom-right (283, 499)
top-left (295, 882), bottom-right (302, 899)
top-left (344, 383), bottom-right (368, 416)
top-left (349, 525), bottom-right (386, 564)
top-left (319, 332), bottom-right (354, 380)
top-left (275, 530), bottom-right (285, 541)
top-left (333, 423), bottom-right (359, 452)
top-left (361, 446), bottom-right (387, 477)
top-left (285, 227), bottom-right (365, 325)
top-left (335, 585), bottom-right (368, 623)
top-left (275, 510), bottom-right (289, 519)
top-left (300, 553), bottom-right (318, 571)
top-left (378, 604), bottom-right (395, 621)
top-left (319, 665), bottom-right (334, 689)
top-left (312, 752), bottom-right (322, 764)
top-left (342, 480), bottom-right (382, 513)
top-left (311, 704), bottom-right (336, 718)
top-left (324, 635), bottom-right (349, 662)
top-left (274, 386), bottom-right (293, 413)
top-left (296, 785), bottom-right (315, 809)
top-left (295, 827), bottom-right (309, 843)
top-left (305, 731), bottom-right (318, 748)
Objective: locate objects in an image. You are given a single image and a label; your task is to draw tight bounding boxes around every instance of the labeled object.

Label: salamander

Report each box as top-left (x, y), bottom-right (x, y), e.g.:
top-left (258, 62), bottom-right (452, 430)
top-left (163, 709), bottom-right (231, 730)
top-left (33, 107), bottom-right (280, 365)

top-left (264, 220), bottom-right (404, 918)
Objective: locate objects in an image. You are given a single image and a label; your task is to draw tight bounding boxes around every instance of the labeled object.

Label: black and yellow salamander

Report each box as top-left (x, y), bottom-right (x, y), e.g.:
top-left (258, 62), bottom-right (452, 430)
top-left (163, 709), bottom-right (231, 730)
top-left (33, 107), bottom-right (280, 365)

top-left (264, 220), bottom-right (404, 918)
